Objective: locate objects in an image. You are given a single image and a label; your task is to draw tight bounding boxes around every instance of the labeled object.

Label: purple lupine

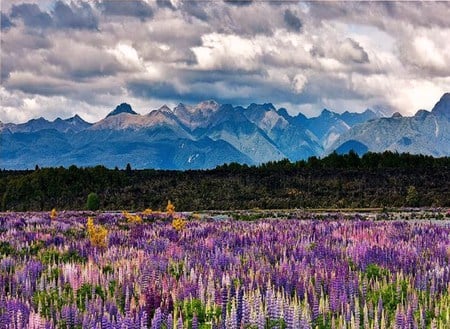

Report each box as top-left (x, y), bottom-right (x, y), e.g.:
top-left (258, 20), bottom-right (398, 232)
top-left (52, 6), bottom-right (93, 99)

top-left (312, 295), bottom-right (319, 322)
top-left (1, 212), bottom-right (450, 328)
top-left (150, 308), bottom-right (162, 329)
top-left (236, 287), bottom-right (243, 327)
top-left (395, 305), bottom-right (406, 329)
top-left (165, 313), bottom-right (173, 329)
top-left (190, 313), bottom-right (197, 329)
top-left (220, 286), bottom-right (228, 326)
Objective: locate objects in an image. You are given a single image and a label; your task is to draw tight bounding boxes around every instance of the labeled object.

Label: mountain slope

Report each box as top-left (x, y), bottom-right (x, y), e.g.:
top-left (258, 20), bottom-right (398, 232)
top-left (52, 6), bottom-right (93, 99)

top-left (244, 103), bottom-right (322, 160)
top-left (201, 104), bottom-right (286, 164)
top-left (0, 115), bottom-right (91, 133)
top-left (331, 95), bottom-right (450, 156)
top-left (1, 93), bottom-right (449, 170)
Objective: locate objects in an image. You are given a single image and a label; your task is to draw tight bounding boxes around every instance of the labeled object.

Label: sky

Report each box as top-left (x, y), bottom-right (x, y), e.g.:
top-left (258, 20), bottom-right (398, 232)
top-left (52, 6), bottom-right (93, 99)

top-left (0, 0), bottom-right (449, 123)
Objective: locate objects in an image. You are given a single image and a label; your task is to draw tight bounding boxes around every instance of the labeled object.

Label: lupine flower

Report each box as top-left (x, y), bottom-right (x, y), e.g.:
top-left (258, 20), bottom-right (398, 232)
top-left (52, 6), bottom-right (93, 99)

top-left (1, 212), bottom-right (450, 328)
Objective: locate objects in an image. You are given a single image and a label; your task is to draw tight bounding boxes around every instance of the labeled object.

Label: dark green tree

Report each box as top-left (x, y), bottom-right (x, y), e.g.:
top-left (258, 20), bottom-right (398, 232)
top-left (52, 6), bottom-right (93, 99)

top-left (405, 186), bottom-right (419, 207)
top-left (86, 192), bottom-right (100, 211)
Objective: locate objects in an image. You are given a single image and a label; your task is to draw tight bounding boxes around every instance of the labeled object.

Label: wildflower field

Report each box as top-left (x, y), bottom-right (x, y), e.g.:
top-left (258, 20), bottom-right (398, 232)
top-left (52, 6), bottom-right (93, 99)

top-left (1, 211), bottom-right (450, 329)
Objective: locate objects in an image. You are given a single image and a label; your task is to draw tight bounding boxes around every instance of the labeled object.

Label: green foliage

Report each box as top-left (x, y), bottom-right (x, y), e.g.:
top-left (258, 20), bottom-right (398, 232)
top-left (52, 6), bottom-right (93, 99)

top-left (33, 283), bottom-right (74, 318)
top-left (266, 318), bottom-right (286, 328)
top-left (406, 185), bottom-right (419, 207)
top-left (108, 280), bottom-right (117, 296)
top-left (177, 298), bottom-right (221, 328)
top-left (38, 248), bottom-right (87, 265)
top-left (365, 263), bottom-right (390, 281)
top-left (168, 260), bottom-right (184, 280)
top-left (63, 228), bottom-right (86, 240)
top-left (0, 241), bottom-right (14, 256)
top-left (76, 283), bottom-right (106, 311)
top-left (367, 280), bottom-right (408, 318)
top-left (1, 152), bottom-right (449, 211)
top-left (26, 241), bottom-right (45, 256)
top-left (102, 264), bottom-right (114, 275)
top-left (86, 192), bottom-right (100, 211)
top-left (314, 314), bottom-right (334, 329)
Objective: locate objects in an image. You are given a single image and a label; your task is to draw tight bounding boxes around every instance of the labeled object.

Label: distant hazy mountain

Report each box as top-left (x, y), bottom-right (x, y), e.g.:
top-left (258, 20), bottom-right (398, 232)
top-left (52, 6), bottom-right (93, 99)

top-left (0, 115), bottom-right (91, 133)
top-left (1, 93), bottom-right (449, 170)
top-left (330, 93), bottom-right (450, 157)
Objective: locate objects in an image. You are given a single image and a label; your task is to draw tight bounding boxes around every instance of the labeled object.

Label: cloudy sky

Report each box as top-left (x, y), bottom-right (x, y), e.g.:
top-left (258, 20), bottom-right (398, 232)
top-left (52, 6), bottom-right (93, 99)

top-left (1, 0), bottom-right (449, 123)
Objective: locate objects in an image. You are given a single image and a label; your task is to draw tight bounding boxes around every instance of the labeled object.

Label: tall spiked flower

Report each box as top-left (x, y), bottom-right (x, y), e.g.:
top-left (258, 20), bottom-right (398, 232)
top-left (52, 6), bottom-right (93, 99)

top-left (150, 308), bottom-right (162, 329)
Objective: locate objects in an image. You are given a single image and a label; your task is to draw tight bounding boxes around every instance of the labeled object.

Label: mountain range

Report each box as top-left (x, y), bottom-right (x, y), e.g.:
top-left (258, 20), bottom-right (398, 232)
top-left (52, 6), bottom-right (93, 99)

top-left (1, 93), bottom-right (449, 170)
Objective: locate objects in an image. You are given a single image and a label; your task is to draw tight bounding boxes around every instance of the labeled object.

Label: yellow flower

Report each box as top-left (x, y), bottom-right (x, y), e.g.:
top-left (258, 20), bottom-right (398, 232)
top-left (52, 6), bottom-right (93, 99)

top-left (86, 216), bottom-right (108, 248)
top-left (90, 225), bottom-right (108, 248)
top-left (132, 214), bottom-right (142, 223)
top-left (172, 217), bottom-right (186, 231)
top-left (142, 208), bottom-right (153, 216)
top-left (166, 200), bottom-right (175, 216)
top-left (87, 216), bottom-right (94, 234)
top-left (123, 211), bottom-right (142, 223)
top-left (50, 208), bottom-right (57, 220)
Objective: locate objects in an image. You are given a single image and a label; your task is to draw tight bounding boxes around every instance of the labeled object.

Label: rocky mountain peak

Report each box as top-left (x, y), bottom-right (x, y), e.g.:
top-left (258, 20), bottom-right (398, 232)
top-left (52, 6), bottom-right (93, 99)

top-left (432, 93), bottom-right (450, 118)
top-left (157, 105), bottom-right (172, 114)
top-left (106, 103), bottom-right (137, 118)
top-left (196, 100), bottom-right (220, 111)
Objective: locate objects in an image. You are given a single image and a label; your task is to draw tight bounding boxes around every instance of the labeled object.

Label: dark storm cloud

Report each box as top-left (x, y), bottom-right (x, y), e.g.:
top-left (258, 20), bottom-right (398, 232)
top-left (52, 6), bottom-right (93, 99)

top-left (126, 67), bottom-right (315, 107)
top-left (1, 12), bottom-right (15, 30)
top-left (308, 1), bottom-right (450, 28)
top-left (9, 1), bottom-right (98, 30)
top-left (181, 2), bottom-right (209, 22)
top-left (128, 79), bottom-right (244, 106)
top-left (127, 81), bottom-right (180, 100)
top-left (6, 74), bottom-right (75, 97)
top-left (283, 9), bottom-right (302, 32)
top-left (156, 0), bottom-right (175, 11)
top-left (98, 0), bottom-right (153, 20)
top-left (10, 3), bottom-right (52, 28)
top-left (1, 0), bottom-right (449, 123)
top-left (52, 1), bottom-right (98, 30)
top-left (223, 0), bottom-right (253, 6)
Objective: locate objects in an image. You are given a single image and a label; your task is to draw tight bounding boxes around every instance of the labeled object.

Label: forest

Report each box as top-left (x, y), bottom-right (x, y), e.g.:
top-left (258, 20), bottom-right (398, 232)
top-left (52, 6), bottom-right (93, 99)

top-left (1, 151), bottom-right (450, 211)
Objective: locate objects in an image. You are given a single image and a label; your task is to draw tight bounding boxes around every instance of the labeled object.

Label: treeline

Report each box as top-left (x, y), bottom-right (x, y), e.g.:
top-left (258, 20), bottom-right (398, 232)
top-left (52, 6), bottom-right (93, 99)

top-left (1, 151), bottom-right (450, 211)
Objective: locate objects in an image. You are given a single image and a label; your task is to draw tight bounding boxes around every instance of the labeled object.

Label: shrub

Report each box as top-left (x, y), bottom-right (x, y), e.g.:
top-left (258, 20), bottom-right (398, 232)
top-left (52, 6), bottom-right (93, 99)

top-left (86, 217), bottom-right (108, 248)
top-left (122, 211), bottom-right (142, 224)
top-left (86, 192), bottom-right (100, 211)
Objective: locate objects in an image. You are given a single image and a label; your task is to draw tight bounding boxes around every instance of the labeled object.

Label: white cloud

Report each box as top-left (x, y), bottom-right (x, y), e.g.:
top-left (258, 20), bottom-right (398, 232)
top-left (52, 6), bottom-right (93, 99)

top-left (108, 43), bottom-right (143, 70)
top-left (0, 1), bottom-right (449, 122)
top-left (412, 35), bottom-right (448, 72)
top-left (192, 33), bottom-right (262, 71)
top-left (292, 74), bottom-right (307, 94)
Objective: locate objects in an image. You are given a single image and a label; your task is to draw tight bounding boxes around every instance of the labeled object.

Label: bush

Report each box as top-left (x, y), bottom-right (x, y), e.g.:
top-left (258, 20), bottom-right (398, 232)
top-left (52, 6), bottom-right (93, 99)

top-left (86, 192), bottom-right (100, 211)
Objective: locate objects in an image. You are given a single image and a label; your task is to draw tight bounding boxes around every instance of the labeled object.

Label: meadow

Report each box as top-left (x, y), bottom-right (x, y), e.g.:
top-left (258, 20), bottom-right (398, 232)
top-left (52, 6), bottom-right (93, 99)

top-left (1, 210), bottom-right (450, 329)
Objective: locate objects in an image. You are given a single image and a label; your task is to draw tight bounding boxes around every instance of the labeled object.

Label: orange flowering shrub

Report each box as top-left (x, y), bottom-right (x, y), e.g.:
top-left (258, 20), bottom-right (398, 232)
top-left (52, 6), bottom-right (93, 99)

top-left (122, 211), bottom-right (143, 224)
top-left (166, 200), bottom-right (175, 216)
top-left (50, 208), bottom-right (57, 220)
top-left (142, 208), bottom-right (153, 216)
top-left (86, 216), bottom-right (108, 248)
top-left (172, 217), bottom-right (186, 231)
